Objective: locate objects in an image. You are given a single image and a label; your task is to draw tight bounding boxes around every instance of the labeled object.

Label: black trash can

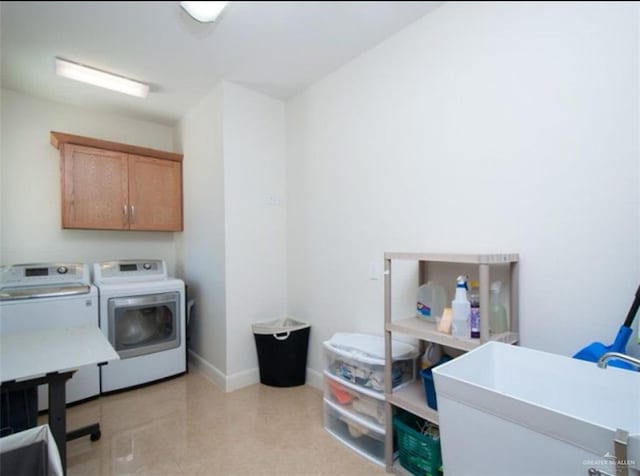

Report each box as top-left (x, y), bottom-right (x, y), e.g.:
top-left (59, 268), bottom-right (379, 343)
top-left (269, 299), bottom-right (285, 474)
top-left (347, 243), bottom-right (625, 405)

top-left (252, 317), bottom-right (310, 387)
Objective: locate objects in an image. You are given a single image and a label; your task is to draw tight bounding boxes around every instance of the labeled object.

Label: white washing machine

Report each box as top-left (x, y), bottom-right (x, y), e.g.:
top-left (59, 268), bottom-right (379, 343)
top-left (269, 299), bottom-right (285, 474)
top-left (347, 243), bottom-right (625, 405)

top-left (93, 259), bottom-right (185, 393)
top-left (0, 263), bottom-right (100, 410)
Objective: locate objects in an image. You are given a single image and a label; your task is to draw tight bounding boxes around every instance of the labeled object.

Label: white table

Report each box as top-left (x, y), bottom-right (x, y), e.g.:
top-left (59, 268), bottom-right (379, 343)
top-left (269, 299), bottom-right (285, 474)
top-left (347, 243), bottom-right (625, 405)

top-left (0, 325), bottom-right (119, 474)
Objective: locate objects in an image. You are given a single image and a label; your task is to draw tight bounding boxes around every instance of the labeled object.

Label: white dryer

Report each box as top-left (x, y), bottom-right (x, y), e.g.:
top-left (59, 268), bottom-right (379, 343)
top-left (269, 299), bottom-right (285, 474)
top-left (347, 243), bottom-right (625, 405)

top-left (93, 259), bottom-right (185, 392)
top-left (0, 263), bottom-right (100, 410)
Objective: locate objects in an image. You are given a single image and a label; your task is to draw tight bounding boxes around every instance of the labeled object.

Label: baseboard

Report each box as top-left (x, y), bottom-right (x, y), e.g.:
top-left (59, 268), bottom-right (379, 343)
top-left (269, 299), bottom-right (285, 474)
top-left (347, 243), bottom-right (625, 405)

top-left (189, 351), bottom-right (323, 393)
top-left (188, 350), bottom-right (225, 389)
top-left (188, 350), bottom-right (260, 392)
top-left (225, 368), bottom-right (260, 392)
top-left (225, 366), bottom-right (322, 392)
top-left (227, 366), bottom-right (322, 391)
top-left (305, 367), bottom-right (323, 390)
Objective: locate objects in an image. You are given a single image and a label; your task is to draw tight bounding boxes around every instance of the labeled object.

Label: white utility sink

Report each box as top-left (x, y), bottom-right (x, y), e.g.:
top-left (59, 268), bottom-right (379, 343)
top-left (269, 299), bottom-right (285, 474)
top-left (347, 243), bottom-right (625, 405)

top-left (433, 342), bottom-right (640, 476)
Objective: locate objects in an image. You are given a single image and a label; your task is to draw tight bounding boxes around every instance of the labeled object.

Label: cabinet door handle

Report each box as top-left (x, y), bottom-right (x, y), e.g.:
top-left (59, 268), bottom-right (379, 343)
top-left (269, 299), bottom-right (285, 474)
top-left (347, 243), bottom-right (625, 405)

top-left (122, 204), bottom-right (128, 225)
top-left (130, 205), bottom-right (135, 224)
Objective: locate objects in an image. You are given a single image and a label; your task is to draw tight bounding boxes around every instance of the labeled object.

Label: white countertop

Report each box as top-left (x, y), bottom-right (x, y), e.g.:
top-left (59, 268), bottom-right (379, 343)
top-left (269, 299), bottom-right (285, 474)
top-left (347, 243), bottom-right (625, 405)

top-left (1, 325), bottom-right (119, 383)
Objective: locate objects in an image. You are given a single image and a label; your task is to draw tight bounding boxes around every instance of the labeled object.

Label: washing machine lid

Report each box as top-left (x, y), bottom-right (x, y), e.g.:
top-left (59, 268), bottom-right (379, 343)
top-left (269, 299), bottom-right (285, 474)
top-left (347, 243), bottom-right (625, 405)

top-left (0, 263), bottom-right (91, 289)
top-left (0, 284), bottom-right (92, 302)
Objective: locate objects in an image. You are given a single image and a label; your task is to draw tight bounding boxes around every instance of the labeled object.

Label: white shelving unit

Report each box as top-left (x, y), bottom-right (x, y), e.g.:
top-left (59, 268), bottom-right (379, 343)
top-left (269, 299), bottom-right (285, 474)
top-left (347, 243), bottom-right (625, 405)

top-left (383, 252), bottom-right (520, 473)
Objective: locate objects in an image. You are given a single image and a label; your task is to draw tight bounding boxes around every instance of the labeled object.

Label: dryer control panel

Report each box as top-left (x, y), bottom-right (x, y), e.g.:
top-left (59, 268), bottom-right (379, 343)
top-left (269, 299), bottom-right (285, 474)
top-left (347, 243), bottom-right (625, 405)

top-left (0, 263), bottom-right (90, 288)
top-left (93, 259), bottom-right (167, 284)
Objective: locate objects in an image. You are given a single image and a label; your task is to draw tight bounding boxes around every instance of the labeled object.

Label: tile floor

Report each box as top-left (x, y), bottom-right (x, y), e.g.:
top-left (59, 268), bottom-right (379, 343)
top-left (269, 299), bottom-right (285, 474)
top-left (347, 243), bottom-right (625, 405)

top-left (58, 370), bottom-right (388, 475)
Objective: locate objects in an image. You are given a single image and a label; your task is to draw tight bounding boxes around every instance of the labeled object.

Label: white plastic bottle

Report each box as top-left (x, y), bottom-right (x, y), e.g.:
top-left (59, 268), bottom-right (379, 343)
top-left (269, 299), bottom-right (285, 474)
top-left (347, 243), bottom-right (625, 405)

top-left (416, 281), bottom-right (447, 322)
top-left (451, 276), bottom-right (471, 338)
top-left (420, 342), bottom-right (443, 370)
top-left (489, 281), bottom-right (508, 334)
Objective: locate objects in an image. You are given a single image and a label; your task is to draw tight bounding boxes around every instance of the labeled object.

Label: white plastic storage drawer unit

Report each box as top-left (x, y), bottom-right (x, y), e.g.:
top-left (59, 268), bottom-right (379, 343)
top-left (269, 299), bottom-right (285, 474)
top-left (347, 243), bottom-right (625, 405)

top-left (324, 398), bottom-right (386, 466)
top-left (324, 372), bottom-right (385, 428)
top-left (323, 333), bottom-right (417, 394)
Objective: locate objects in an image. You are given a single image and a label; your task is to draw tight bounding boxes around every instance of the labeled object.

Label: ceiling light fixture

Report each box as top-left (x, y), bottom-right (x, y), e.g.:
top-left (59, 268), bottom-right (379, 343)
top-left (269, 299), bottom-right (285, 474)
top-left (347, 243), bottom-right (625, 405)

top-left (180, 1), bottom-right (229, 23)
top-left (55, 58), bottom-right (149, 98)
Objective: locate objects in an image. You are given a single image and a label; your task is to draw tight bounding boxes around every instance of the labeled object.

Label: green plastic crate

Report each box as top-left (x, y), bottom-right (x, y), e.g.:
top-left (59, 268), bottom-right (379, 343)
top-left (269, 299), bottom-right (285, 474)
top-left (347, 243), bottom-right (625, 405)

top-left (393, 412), bottom-right (442, 476)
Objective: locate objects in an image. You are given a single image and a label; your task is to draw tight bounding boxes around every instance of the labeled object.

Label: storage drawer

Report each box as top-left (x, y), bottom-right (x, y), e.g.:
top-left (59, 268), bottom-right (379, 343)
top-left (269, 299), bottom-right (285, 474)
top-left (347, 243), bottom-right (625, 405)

top-left (324, 339), bottom-right (416, 394)
top-left (324, 372), bottom-right (385, 429)
top-left (323, 398), bottom-right (385, 466)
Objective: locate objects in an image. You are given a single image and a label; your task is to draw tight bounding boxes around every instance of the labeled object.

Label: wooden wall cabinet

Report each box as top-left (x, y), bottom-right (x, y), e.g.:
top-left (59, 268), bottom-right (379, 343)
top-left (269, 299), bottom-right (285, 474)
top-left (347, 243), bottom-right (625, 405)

top-left (52, 132), bottom-right (183, 232)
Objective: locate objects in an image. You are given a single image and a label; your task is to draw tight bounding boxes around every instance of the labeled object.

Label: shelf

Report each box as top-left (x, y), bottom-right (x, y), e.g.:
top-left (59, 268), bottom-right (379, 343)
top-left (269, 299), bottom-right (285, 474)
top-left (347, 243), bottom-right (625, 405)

top-left (384, 252), bottom-right (519, 264)
top-left (388, 380), bottom-right (439, 424)
top-left (386, 317), bottom-right (519, 352)
top-left (383, 250), bottom-right (519, 471)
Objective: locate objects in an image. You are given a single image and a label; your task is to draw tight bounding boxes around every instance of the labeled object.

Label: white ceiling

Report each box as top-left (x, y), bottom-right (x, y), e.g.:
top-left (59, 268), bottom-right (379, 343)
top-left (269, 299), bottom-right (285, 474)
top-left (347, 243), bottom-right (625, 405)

top-left (1, 1), bottom-right (442, 125)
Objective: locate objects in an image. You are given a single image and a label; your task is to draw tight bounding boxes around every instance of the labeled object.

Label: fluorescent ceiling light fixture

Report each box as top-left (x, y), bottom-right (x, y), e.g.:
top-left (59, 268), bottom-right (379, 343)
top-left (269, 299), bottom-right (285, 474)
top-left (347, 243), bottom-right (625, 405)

top-left (180, 1), bottom-right (228, 23)
top-left (55, 58), bottom-right (149, 98)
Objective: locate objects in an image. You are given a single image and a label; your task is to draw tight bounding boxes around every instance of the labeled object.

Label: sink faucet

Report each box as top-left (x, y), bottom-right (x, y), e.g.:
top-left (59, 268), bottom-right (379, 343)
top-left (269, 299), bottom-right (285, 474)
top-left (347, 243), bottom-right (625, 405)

top-left (597, 352), bottom-right (640, 369)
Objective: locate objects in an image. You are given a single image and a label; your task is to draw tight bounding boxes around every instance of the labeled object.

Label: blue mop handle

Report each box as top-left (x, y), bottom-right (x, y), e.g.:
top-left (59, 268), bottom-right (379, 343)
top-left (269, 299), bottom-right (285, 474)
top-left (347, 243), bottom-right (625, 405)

top-left (610, 325), bottom-right (634, 353)
top-left (607, 283), bottom-right (639, 352)
top-left (622, 283), bottom-right (640, 328)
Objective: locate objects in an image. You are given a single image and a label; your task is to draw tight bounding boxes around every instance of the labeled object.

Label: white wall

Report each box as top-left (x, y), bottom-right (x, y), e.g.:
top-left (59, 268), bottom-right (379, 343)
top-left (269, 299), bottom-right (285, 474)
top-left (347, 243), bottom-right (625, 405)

top-left (223, 83), bottom-right (287, 381)
top-left (175, 82), bottom-right (287, 389)
top-left (287, 2), bottom-right (640, 372)
top-left (175, 85), bottom-right (227, 378)
top-left (1, 89), bottom-right (178, 271)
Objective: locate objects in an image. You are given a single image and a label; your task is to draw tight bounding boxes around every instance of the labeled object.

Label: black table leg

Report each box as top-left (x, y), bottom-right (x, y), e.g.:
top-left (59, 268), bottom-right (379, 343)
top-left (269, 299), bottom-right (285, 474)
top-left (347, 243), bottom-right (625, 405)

top-left (1, 369), bottom-right (96, 476)
top-left (46, 371), bottom-right (74, 475)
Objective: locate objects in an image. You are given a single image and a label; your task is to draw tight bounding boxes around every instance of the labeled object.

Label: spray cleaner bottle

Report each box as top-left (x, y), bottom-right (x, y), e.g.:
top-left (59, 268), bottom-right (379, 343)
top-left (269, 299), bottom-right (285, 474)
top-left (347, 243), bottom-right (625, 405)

top-left (451, 276), bottom-right (471, 338)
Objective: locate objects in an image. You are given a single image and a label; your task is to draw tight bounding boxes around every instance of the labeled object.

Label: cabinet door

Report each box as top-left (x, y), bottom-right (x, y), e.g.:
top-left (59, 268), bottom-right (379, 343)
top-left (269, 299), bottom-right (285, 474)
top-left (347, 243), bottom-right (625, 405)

top-left (61, 144), bottom-right (129, 229)
top-left (127, 155), bottom-right (183, 231)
